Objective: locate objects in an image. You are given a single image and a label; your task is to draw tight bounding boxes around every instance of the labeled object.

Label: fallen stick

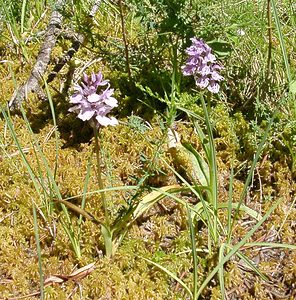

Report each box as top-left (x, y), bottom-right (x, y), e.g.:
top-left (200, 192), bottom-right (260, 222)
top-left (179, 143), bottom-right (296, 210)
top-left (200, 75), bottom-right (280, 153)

top-left (9, 0), bottom-right (65, 110)
top-left (9, 0), bottom-right (102, 111)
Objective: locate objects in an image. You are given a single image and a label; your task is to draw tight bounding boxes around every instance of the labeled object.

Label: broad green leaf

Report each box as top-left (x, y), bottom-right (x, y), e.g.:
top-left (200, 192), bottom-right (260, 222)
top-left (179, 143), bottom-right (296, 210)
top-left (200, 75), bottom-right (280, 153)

top-left (181, 142), bottom-right (210, 186)
top-left (218, 203), bottom-right (262, 221)
top-left (289, 79), bottom-right (296, 95)
top-left (101, 224), bottom-right (113, 257)
top-left (133, 185), bottom-right (182, 220)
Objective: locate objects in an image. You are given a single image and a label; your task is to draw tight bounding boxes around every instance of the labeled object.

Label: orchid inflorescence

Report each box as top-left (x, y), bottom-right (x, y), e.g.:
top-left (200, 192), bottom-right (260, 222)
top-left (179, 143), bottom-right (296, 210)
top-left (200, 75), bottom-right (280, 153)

top-left (182, 37), bottom-right (223, 93)
top-left (69, 72), bottom-right (118, 127)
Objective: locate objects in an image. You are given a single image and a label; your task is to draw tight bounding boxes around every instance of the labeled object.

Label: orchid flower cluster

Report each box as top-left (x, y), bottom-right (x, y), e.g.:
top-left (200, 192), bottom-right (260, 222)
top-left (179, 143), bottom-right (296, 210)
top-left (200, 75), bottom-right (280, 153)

top-left (182, 37), bottom-right (223, 93)
top-left (69, 72), bottom-right (118, 127)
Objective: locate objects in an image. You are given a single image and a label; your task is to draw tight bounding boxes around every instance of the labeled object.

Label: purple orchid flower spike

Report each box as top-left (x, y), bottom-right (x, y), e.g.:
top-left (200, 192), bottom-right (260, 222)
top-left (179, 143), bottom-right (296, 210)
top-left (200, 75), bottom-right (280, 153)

top-left (182, 38), bottom-right (223, 93)
top-left (69, 71), bottom-right (118, 127)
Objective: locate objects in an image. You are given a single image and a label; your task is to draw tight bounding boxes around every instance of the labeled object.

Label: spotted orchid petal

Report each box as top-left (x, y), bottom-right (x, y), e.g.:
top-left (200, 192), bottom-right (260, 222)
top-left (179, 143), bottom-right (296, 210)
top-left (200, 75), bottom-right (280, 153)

top-left (182, 37), bottom-right (223, 93)
top-left (69, 71), bottom-right (118, 128)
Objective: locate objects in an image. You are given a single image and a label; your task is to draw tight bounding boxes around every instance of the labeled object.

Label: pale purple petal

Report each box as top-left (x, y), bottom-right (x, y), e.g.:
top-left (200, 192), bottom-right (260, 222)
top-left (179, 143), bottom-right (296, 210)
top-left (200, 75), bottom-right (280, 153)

top-left (96, 72), bottom-right (102, 83)
top-left (182, 64), bottom-right (196, 76)
top-left (73, 84), bottom-right (83, 93)
top-left (91, 72), bottom-right (96, 82)
top-left (204, 53), bottom-right (216, 63)
top-left (70, 93), bottom-right (83, 103)
top-left (104, 96), bottom-right (118, 107)
top-left (207, 81), bottom-right (220, 93)
top-left (88, 93), bottom-right (101, 103)
top-left (96, 115), bottom-right (116, 126)
top-left (96, 72), bottom-right (108, 86)
top-left (83, 73), bottom-right (89, 84)
top-left (198, 64), bottom-right (211, 76)
top-left (196, 76), bottom-right (209, 88)
top-left (211, 71), bottom-right (224, 81)
top-left (182, 37), bottom-right (223, 93)
top-left (212, 64), bottom-right (222, 70)
top-left (78, 109), bottom-right (95, 121)
top-left (69, 71), bottom-right (118, 127)
top-left (97, 105), bottom-right (112, 115)
top-left (108, 117), bottom-right (119, 126)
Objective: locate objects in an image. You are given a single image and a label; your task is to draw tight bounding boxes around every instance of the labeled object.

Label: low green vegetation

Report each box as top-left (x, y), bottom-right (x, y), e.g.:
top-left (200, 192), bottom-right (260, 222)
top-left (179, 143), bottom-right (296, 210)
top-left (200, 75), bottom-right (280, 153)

top-left (0, 0), bottom-right (295, 299)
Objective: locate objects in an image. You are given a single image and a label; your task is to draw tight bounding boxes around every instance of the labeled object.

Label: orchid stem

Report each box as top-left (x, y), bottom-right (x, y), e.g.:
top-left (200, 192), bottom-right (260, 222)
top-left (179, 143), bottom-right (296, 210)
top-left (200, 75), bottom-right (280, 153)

top-left (93, 127), bottom-right (110, 228)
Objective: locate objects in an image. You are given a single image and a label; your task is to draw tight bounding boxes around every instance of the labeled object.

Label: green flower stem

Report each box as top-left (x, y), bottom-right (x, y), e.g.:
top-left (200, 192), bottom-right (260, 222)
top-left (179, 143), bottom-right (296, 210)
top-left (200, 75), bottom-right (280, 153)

top-left (201, 94), bottom-right (218, 245)
top-left (93, 127), bottom-right (110, 226)
top-left (93, 127), bottom-right (112, 257)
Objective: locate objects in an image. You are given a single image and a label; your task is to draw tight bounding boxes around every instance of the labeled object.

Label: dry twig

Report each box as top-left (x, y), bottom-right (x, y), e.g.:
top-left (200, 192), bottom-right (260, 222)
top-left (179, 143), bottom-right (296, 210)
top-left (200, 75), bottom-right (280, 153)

top-left (8, 0), bottom-right (102, 110)
top-left (9, 0), bottom-right (65, 110)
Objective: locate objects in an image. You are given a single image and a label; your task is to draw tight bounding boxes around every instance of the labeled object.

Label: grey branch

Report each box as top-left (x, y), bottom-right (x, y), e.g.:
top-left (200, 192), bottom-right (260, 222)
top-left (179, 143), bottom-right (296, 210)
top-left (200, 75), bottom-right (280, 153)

top-left (8, 0), bottom-right (102, 111)
top-left (9, 1), bottom-right (65, 110)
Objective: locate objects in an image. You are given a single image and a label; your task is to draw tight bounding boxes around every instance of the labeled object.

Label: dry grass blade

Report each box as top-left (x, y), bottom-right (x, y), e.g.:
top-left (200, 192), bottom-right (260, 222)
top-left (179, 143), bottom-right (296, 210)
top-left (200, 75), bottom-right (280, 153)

top-left (0, 262), bottom-right (96, 300)
top-left (44, 262), bottom-right (96, 284)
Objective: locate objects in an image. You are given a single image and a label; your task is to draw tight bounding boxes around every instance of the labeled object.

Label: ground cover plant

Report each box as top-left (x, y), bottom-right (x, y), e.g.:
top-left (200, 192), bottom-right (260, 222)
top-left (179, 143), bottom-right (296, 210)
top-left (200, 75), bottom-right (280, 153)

top-left (0, 0), bottom-right (295, 299)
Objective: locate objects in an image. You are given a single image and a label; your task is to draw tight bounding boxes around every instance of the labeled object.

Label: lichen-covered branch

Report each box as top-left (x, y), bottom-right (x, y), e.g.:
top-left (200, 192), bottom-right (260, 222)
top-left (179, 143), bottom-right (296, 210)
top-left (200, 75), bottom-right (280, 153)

top-left (9, 0), bottom-right (102, 110)
top-left (9, 0), bottom-right (65, 110)
top-left (46, 32), bottom-right (84, 85)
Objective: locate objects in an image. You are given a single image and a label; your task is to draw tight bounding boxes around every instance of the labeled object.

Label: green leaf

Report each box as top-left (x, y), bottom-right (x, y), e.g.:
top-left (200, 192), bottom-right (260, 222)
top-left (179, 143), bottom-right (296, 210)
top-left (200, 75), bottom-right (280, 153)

top-left (196, 196), bottom-right (284, 298)
top-left (207, 40), bottom-right (232, 57)
top-left (101, 224), bottom-right (113, 258)
top-left (243, 242), bottom-right (296, 250)
top-left (187, 205), bottom-right (198, 299)
top-left (235, 249), bottom-right (269, 281)
top-left (218, 244), bottom-right (226, 300)
top-left (140, 257), bottom-right (193, 298)
top-left (181, 142), bottom-right (210, 186)
top-left (289, 80), bottom-right (296, 95)
top-left (133, 185), bottom-right (182, 220)
top-left (218, 203), bottom-right (262, 221)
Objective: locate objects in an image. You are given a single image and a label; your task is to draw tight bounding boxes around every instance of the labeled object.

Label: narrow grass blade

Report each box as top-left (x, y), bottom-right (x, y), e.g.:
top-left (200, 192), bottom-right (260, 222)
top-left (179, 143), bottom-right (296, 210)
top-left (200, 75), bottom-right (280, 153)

top-left (187, 204), bottom-right (198, 299)
top-left (59, 185), bottom-right (139, 202)
top-left (231, 110), bottom-right (274, 234)
top-left (227, 161), bottom-right (234, 242)
top-left (234, 249), bottom-right (269, 281)
top-left (133, 185), bottom-right (183, 219)
top-left (196, 196), bottom-right (284, 298)
top-left (53, 198), bottom-right (100, 224)
top-left (243, 242), bottom-right (296, 250)
top-left (42, 78), bottom-right (59, 179)
top-left (141, 257), bottom-right (193, 298)
top-left (19, 106), bottom-right (70, 222)
top-left (271, 0), bottom-right (291, 82)
top-left (163, 159), bottom-right (216, 242)
top-left (177, 106), bottom-right (204, 122)
top-left (101, 224), bottom-right (113, 257)
top-left (218, 243), bottom-right (226, 300)
top-left (1, 106), bottom-right (42, 197)
top-left (33, 204), bottom-right (44, 300)
top-left (78, 151), bottom-right (93, 234)
top-left (21, 0), bottom-right (28, 34)
top-left (3, 104), bottom-right (80, 258)
top-left (218, 202), bottom-right (262, 221)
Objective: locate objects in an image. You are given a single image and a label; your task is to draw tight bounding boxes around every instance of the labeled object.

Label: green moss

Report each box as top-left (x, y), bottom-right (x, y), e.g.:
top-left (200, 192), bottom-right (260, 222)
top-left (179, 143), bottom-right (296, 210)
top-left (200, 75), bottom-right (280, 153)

top-left (1, 2), bottom-right (295, 298)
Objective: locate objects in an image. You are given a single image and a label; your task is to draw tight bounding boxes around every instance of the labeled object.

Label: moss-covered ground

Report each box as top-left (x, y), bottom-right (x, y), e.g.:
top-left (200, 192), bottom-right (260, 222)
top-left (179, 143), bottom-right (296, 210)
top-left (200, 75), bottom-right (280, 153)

top-left (0, 0), bottom-right (295, 299)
